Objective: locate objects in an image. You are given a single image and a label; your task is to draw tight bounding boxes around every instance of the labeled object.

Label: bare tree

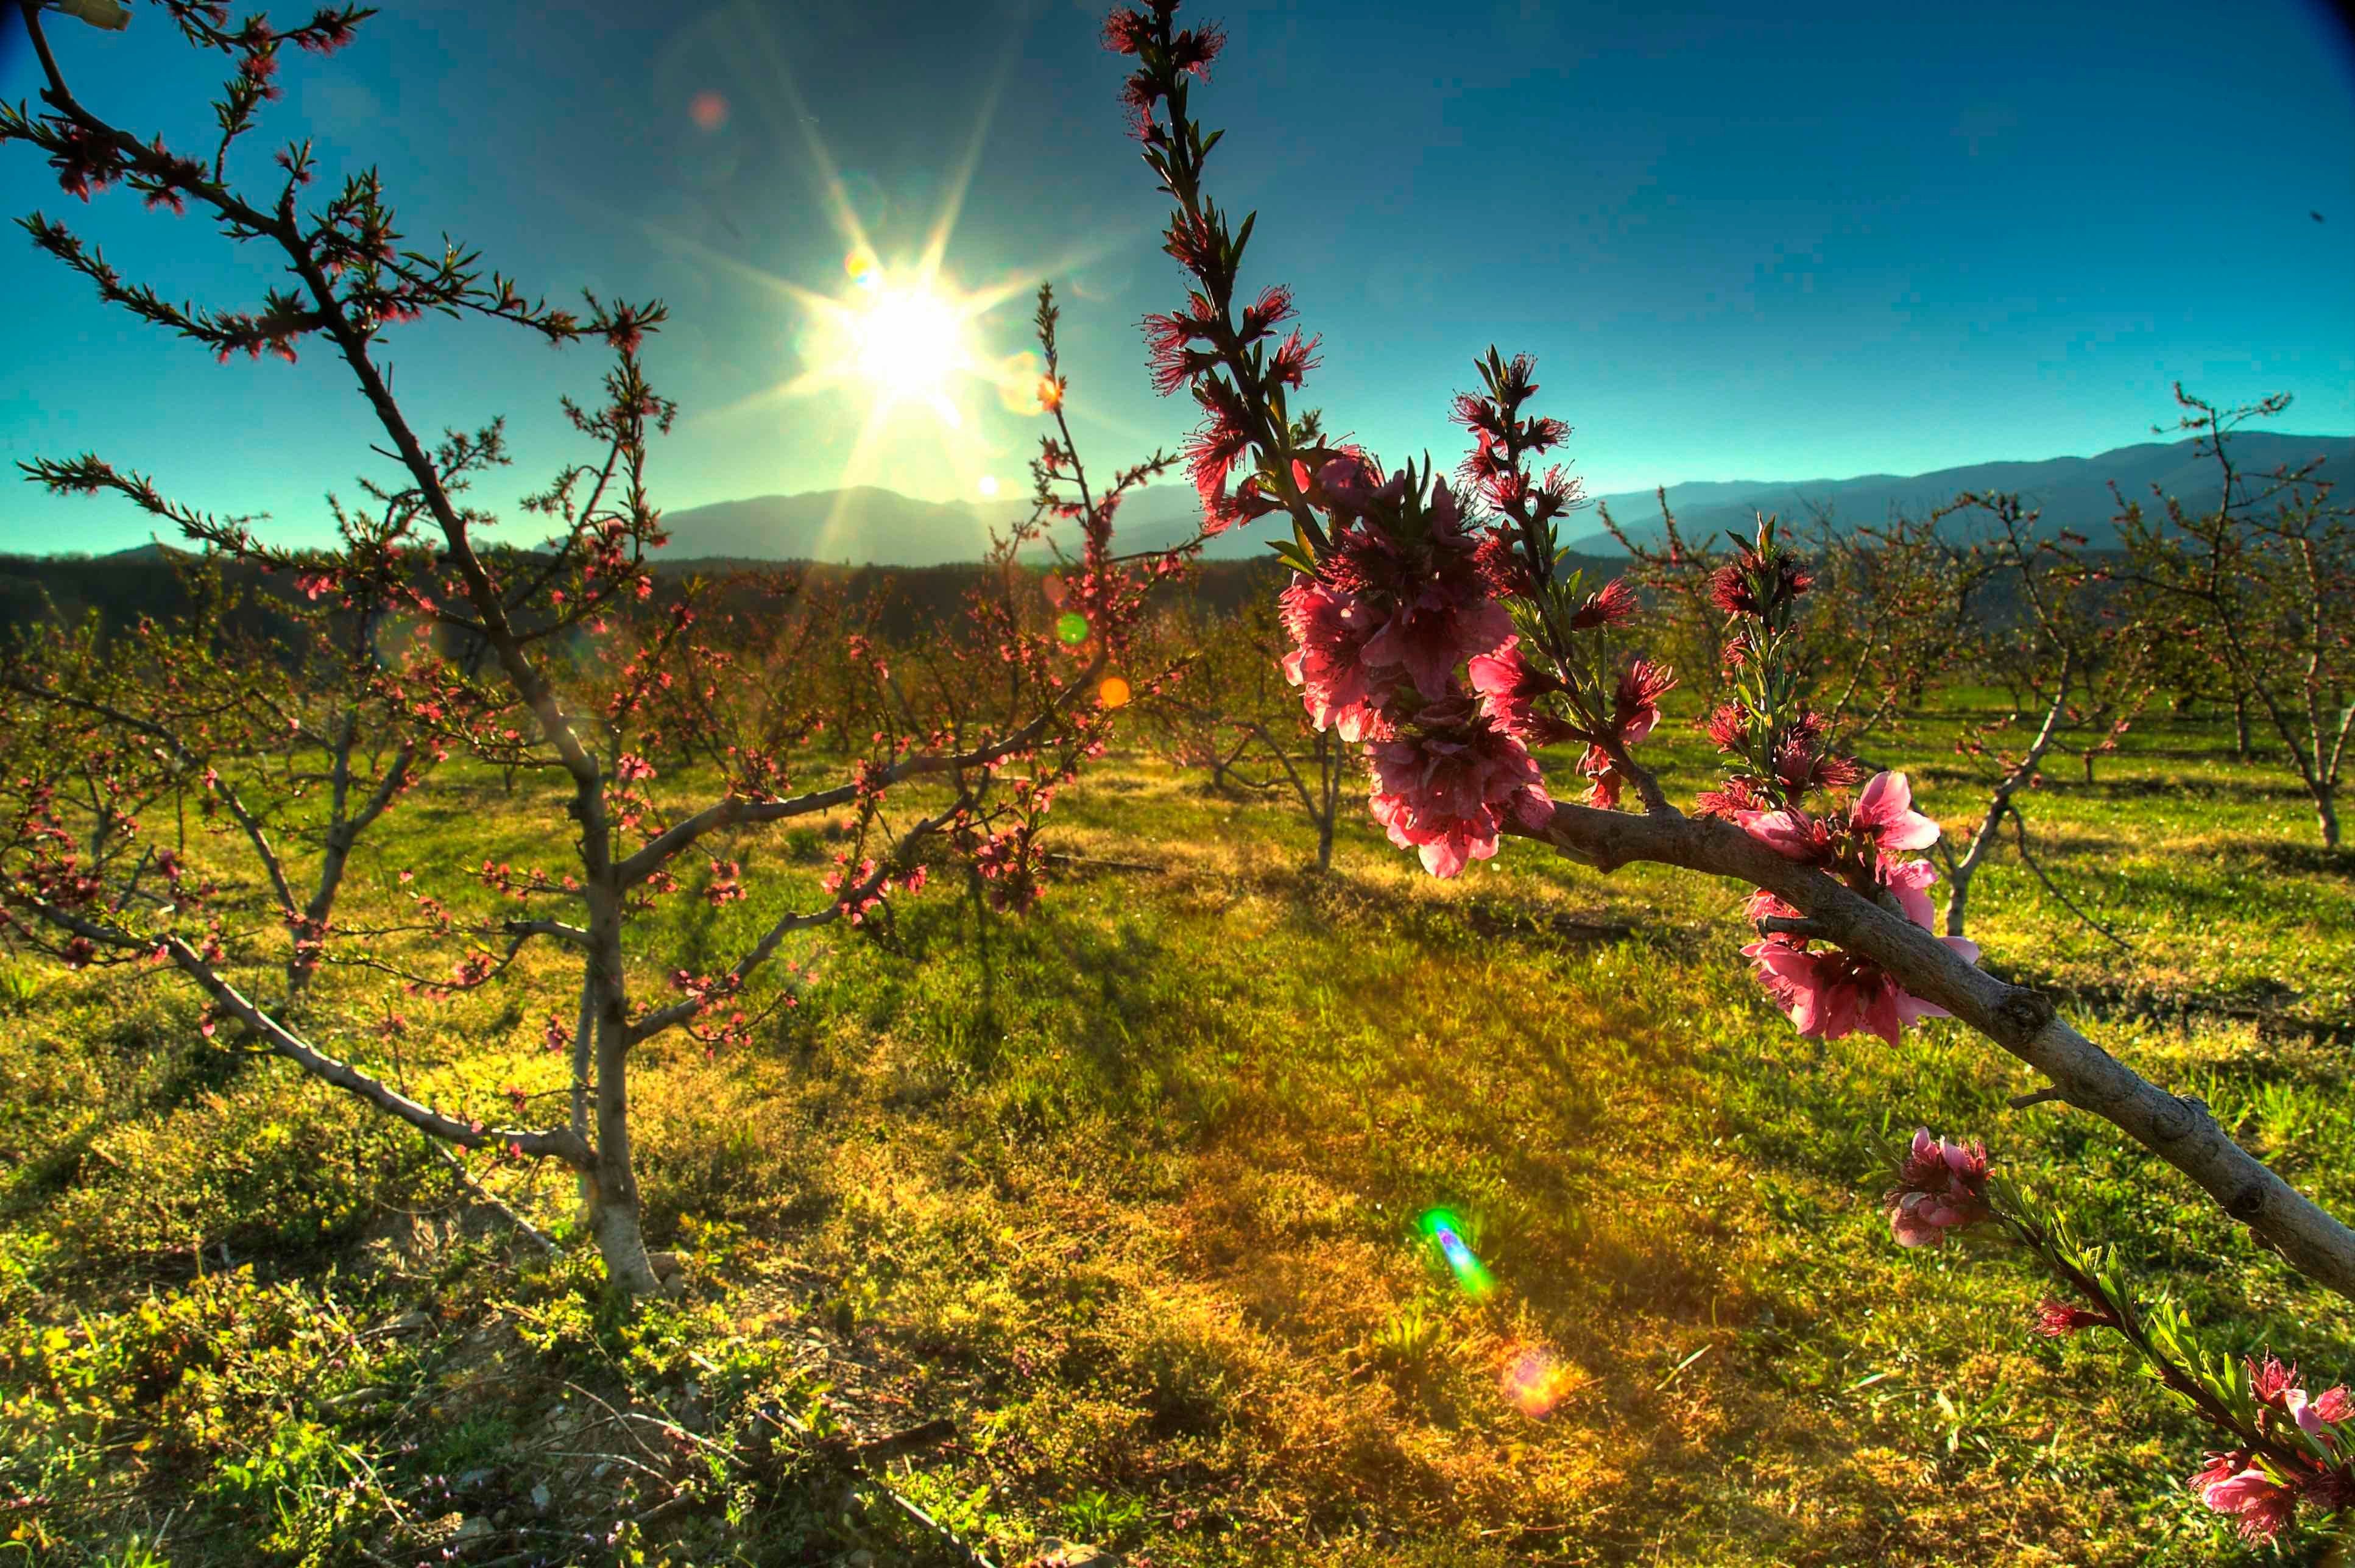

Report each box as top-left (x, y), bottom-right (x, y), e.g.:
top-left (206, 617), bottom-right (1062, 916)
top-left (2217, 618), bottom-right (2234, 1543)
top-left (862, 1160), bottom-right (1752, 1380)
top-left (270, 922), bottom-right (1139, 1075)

top-left (1927, 492), bottom-right (2154, 940)
top-left (0, 0), bottom-right (1187, 1293)
top-left (1142, 592), bottom-right (1355, 869)
top-left (2115, 386), bottom-right (2354, 846)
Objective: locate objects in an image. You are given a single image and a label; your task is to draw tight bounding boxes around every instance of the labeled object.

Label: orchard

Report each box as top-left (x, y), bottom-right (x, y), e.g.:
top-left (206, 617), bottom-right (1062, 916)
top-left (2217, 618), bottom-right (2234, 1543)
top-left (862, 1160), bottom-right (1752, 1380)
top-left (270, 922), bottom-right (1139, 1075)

top-left (0, 0), bottom-right (2347, 1561)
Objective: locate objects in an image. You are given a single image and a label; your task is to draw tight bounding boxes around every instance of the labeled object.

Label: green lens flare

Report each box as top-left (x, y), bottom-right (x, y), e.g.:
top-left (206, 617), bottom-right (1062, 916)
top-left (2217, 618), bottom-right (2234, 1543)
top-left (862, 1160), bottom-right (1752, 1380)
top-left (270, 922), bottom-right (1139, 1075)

top-left (1056, 611), bottom-right (1089, 646)
top-left (1418, 1207), bottom-right (1493, 1299)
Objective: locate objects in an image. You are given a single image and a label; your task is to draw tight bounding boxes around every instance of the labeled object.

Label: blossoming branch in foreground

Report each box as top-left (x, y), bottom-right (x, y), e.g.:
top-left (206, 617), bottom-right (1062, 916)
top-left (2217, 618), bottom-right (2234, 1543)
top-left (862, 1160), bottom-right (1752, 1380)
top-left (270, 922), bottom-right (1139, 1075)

top-left (1367, 696), bottom-right (1553, 877)
top-left (1881, 1133), bottom-right (2354, 1545)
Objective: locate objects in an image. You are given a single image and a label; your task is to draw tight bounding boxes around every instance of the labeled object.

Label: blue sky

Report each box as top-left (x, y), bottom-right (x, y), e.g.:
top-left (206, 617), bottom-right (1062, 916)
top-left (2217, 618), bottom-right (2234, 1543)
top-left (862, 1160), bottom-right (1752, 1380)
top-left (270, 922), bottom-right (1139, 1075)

top-left (2, 0), bottom-right (2352, 555)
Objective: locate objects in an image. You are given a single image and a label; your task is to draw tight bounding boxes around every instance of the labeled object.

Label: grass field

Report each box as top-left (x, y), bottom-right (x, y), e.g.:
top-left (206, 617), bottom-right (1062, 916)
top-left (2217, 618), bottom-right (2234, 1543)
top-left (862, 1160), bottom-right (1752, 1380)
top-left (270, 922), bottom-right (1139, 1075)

top-left (2, 690), bottom-right (2350, 1566)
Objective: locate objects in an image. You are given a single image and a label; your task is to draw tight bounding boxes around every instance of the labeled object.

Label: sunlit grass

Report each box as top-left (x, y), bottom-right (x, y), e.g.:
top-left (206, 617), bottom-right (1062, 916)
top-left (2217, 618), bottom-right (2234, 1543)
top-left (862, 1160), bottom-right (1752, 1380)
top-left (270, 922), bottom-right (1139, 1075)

top-left (0, 698), bottom-right (2346, 1563)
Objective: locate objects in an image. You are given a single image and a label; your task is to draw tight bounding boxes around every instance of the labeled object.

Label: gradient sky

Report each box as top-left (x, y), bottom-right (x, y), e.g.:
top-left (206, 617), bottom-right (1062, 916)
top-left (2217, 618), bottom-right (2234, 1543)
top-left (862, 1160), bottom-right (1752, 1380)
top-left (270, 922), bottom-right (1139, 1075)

top-left (3, 0), bottom-right (2352, 555)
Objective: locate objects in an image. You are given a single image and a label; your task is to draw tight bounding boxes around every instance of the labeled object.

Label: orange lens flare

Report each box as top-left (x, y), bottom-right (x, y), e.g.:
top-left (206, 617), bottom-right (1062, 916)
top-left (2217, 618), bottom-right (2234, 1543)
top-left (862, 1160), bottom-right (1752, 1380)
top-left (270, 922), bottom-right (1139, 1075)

top-left (1502, 1347), bottom-right (1564, 1418)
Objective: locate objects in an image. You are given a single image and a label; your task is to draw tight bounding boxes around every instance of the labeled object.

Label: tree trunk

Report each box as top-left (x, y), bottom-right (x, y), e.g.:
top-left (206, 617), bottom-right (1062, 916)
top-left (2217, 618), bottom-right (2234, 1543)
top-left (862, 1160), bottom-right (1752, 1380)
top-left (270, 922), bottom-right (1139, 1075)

top-left (584, 898), bottom-right (661, 1296)
top-left (1314, 732), bottom-right (1340, 872)
top-left (2320, 788), bottom-right (2342, 850)
top-left (586, 1050), bottom-right (660, 1296)
top-left (2234, 693), bottom-right (2251, 760)
top-left (570, 978), bottom-right (596, 1217)
top-left (590, 1177), bottom-right (660, 1295)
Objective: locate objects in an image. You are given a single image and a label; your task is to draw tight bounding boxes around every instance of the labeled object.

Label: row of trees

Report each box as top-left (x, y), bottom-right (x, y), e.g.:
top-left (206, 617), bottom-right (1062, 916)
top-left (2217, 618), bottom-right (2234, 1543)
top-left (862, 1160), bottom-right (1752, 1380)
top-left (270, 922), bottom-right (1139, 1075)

top-left (1597, 394), bottom-right (2351, 849)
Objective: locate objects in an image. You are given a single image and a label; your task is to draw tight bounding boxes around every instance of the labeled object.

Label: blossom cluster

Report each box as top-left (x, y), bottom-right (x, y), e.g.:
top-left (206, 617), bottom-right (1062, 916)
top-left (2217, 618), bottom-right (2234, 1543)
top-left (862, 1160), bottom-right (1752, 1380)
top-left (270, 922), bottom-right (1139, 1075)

top-left (1273, 454), bottom-right (1577, 875)
top-left (2190, 1357), bottom-right (2353, 1543)
top-left (1883, 1129), bottom-right (2353, 1545)
top-left (1882, 1126), bottom-right (1993, 1248)
top-left (1670, 520), bottom-right (1982, 1044)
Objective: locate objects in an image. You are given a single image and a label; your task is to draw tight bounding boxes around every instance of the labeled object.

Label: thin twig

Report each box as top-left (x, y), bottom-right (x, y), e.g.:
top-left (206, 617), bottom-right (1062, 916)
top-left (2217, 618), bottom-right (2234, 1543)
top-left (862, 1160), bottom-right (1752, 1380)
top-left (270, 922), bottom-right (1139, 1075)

top-left (428, 1139), bottom-right (557, 1254)
top-left (2004, 804), bottom-right (2133, 952)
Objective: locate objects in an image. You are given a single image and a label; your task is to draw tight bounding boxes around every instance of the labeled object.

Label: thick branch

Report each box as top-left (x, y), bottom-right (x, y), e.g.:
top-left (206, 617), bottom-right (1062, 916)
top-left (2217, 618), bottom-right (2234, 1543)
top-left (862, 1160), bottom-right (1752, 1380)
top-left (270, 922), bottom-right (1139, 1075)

top-left (614, 669), bottom-right (1099, 889)
top-left (16, 898), bottom-right (592, 1168)
top-left (1515, 802), bottom-right (2355, 1301)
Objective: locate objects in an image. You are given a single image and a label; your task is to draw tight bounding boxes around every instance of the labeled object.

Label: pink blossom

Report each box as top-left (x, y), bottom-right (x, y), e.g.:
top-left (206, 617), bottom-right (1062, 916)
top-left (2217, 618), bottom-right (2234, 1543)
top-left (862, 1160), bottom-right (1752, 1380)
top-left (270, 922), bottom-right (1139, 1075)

top-left (1743, 938), bottom-right (1966, 1047)
top-left (1567, 577), bottom-right (1639, 631)
top-left (2191, 1453), bottom-right (2299, 1543)
top-left (1346, 479), bottom-right (1516, 698)
top-left (1737, 805), bottom-right (1830, 863)
top-left (2309, 1385), bottom-right (2353, 1425)
top-left (1367, 698), bottom-right (1553, 878)
top-left (2251, 1354), bottom-right (2303, 1408)
top-left (1852, 771), bottom-right (1940, 851)
top-left (2030, 1298), bottom-right (2111, 1337)
top-left (1360, 584), bottom-right (1514, 701)
top-left (1608, 658), bottom-right (1672, 749)
top-left (1278, 576), bottom-right (1395, 741)
top-left (2287, 1387), bottom-right (2350, 1449)
top-left (1467, 640), bottom-right (1566, 743)
top-left (1880, 855), bottom-right (1939, 930)
top-left (1708, 534), bottom-right (1813, 616)
top-left (1879, 1127), bottom-right (1993, 1247)
top-left (1312, 454), bottom-right (1407, 519)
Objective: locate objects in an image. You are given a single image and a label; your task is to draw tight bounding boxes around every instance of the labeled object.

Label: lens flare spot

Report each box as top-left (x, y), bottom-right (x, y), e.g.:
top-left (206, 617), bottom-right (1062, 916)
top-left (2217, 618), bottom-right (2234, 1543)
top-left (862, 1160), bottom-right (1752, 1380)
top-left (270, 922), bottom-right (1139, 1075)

top-left (994, 350), bottom-right (1045, 414)
top-left (1042, 573), bottom-right (1067, 608)
top-left (689, 91), bottom-right (729, 132)
top-left (978, 475), bottom-right (1001, 499)
top-left (1418, 1207), bottom-right (1494, 1299)
top-left (1502, 1347), bottom-right (1564, 1418)
top-left (1056, 611), bottom-right (1089, 646)
top-left (845, 245), bottom-right (883, 294)
top-left (1098, 676), bottom-right (1131, 709)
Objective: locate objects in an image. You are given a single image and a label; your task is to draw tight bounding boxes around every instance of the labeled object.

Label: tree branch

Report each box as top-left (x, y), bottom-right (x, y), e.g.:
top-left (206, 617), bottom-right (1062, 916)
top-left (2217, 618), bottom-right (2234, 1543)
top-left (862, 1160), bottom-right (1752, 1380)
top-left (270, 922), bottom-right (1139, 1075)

top-left (14, 897), bottom-right (593, 1167)
top-left (1514, 801), bottom-right (2355, 1301)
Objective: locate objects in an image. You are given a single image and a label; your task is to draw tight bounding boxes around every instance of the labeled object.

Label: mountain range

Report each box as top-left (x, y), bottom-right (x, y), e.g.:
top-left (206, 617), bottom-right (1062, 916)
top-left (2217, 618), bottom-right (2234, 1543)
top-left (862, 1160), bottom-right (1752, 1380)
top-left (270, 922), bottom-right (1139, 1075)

top-left (55, 433), bottom-right (2344, 568)
top-left (637, 433), bottom-right (2353, 566)
top-left (1574, 431), bottom-right (2355, 554)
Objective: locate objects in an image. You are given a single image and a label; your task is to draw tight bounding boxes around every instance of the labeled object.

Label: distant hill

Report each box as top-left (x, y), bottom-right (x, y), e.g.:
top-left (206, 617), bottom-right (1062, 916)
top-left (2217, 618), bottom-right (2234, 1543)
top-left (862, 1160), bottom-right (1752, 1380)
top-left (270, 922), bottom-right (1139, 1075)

top-left (655, 432), bottom-right (2353, 565)
top-left (18, 432), bottom-right (2349, 570)
top-left (655, 484), bottom-right (1261, 566)
top-left (1575, 433), bottom-right (2355, 553)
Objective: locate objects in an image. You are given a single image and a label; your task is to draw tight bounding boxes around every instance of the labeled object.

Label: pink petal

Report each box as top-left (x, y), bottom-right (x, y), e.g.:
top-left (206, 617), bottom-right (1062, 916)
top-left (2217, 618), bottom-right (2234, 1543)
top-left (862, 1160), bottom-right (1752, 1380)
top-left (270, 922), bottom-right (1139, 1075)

top-left (1863, 983), bottom-right (1905, 1045)
top-left (1739, 808), bottom-right (1819, 860)
top-left (1879, 810), bottom-right (1942, 852)
top-left (1857, 771), bottom-right (1910, 827)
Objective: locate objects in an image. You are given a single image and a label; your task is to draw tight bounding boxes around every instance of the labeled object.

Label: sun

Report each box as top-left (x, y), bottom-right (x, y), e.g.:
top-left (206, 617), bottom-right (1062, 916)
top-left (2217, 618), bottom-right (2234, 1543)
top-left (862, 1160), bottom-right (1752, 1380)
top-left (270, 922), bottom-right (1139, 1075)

top-left (773, 249), bottom-right (1043, 432)
top-left (849, 281), bottom-right (967, 402)
top-left (646, 23), bottom-right (1159, 506)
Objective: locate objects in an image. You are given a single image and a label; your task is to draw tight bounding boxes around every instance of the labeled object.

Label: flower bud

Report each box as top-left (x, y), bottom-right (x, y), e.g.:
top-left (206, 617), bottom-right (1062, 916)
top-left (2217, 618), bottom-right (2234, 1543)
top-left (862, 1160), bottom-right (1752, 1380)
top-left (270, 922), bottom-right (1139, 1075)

top-left (50, 0), bottom-right (131, 30)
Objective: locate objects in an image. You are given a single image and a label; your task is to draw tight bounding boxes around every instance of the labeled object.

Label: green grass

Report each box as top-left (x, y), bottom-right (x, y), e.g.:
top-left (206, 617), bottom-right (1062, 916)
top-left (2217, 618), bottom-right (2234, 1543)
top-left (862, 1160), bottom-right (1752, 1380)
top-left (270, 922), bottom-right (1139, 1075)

top-left (1, 694), bottom-right (2349, 1564)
